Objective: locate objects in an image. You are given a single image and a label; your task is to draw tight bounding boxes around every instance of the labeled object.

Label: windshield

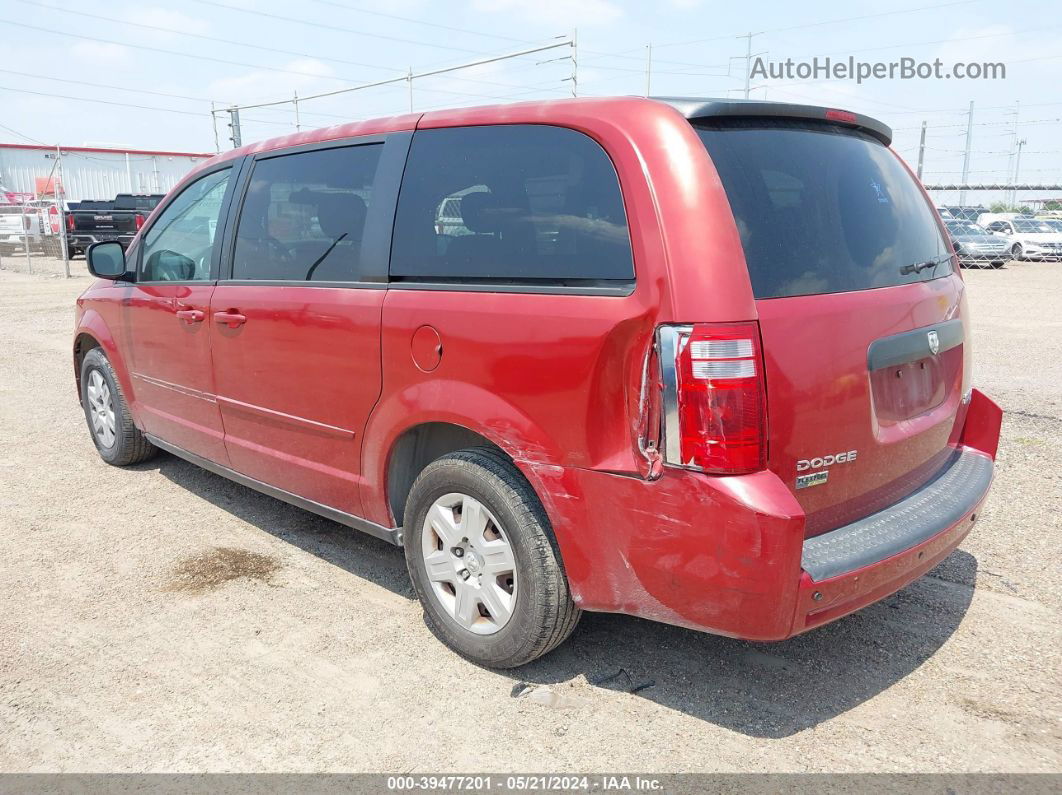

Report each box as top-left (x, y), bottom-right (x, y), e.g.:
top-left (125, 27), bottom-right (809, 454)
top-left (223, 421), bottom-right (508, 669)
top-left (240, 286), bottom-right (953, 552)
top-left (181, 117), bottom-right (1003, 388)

top-left (1013, 219), bottom-right (1057, 233)
top-left (946, 221), bottom-right (983, 235)
top-left (696, 120), bottom-right (950, 298)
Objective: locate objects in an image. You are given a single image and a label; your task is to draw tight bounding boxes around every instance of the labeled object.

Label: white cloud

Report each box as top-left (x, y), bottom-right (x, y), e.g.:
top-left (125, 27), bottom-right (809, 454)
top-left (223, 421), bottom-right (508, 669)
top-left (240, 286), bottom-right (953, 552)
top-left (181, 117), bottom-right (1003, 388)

top-left (125, 6), bottom-right (211, 37)
top-left (472, 0), bottom-right (623, 28)
top-left (71, 42), bottom-right (130, 63)
top-left (207, 59), bottom-right (337, 105)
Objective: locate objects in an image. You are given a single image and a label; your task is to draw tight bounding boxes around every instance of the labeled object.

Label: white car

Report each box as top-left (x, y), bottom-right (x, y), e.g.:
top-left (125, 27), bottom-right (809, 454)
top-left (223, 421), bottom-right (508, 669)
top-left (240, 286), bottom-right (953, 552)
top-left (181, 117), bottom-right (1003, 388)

top-left (979, 216), bottom-right (1062, 261)
top-left (0, 205), bottom-right (45, 253)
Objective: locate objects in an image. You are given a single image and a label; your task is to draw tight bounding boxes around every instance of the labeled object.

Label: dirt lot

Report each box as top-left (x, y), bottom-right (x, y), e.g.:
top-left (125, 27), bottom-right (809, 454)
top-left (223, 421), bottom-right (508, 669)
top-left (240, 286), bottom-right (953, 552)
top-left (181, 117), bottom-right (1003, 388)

top-left (0, 254), bottom-right (1059, 773)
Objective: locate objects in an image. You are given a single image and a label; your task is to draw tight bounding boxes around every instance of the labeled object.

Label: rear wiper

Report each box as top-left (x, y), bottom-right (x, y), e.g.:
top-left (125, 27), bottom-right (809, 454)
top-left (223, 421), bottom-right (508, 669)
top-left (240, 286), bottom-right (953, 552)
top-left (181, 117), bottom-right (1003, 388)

top-left (899, 254), bottom-right (952, 276)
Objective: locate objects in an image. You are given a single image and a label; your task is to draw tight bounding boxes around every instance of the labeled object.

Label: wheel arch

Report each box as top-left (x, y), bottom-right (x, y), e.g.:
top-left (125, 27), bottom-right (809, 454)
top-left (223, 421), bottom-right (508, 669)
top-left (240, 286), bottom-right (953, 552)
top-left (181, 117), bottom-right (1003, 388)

top-left (385, 422), bottom-right (509, 527)
top-left (361, 383), bottom-right (567, 530)
top-left (73, 312), bottom-right (137, 418)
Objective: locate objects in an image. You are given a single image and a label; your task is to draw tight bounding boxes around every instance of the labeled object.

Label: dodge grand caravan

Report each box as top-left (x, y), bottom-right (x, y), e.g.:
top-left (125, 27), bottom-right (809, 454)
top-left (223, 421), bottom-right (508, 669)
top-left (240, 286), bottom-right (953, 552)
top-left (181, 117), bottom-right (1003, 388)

top-left (74, 97), bottom-right (1002, 668)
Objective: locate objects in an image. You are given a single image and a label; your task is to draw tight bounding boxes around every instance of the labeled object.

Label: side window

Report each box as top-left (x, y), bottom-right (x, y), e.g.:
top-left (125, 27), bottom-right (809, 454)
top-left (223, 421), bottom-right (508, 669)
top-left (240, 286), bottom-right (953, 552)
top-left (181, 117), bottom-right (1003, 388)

top-left (231, 144), bottom-right (383, 282)
top-left (140, 169), bottom-right (230, 282)
top-left (390, 125), bottom-right (634, 285)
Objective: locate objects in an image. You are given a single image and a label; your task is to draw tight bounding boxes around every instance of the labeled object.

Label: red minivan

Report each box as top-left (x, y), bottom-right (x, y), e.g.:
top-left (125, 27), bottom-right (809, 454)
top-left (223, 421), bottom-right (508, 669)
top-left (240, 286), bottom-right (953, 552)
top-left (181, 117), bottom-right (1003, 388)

top-left (74, 97), bottom-right (1002, 667)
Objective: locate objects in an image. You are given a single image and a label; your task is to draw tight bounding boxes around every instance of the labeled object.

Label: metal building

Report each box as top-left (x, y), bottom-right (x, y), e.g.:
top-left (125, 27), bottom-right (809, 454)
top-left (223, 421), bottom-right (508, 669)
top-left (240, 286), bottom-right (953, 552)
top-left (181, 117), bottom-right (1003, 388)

top-left (0, 143), bottom-right (212, 203)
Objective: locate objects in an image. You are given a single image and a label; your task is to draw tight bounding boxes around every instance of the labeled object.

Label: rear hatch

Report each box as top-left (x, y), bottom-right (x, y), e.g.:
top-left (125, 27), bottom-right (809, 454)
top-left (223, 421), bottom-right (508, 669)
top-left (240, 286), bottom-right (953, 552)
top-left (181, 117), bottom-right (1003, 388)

top-left (695, 113), bottom-right (967, 536)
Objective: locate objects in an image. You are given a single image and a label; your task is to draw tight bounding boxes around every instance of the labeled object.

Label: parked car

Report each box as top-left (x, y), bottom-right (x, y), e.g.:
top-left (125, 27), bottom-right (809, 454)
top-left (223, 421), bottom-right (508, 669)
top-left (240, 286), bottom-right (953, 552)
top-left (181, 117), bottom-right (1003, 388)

top-left (73, 97), bottom-right (1002, 667)
top-left (978, 215), bottom-right (1062, 260)
top-left (943, 219), bottom-right (1010, 268)
top-left (0, 204), bottom-right (45, 253)
top-left (938, 205), bottom-right (987, 223)
top-left (65, 193), bottom-right (164, 257)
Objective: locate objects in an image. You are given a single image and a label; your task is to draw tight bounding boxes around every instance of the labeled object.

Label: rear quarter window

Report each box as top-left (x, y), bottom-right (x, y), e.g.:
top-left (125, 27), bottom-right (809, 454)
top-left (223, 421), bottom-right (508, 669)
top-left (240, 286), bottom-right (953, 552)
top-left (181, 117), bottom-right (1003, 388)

top-left (697, 120), bottom-right (950, 299)
top-left (390, 125), bottom-right (635, 287)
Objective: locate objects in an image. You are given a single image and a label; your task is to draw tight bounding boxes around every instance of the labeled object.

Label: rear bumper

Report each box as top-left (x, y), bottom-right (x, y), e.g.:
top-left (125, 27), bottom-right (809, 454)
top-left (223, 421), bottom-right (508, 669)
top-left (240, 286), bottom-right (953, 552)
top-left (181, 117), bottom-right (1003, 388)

top-left (793, 449), bottom-right (991, 634)
top-left (69, 233), bottom-right (134, 248)
top-left (533, 388), bottom-right (1002, 641)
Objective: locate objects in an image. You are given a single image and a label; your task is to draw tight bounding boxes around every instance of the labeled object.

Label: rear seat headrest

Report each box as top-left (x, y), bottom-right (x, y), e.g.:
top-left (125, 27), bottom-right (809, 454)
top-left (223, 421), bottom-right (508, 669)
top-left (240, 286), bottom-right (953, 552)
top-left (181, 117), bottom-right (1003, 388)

top-left (460, 192), bottom-right (499, 234)
top-left (316, 193), bottom-right (367, 238)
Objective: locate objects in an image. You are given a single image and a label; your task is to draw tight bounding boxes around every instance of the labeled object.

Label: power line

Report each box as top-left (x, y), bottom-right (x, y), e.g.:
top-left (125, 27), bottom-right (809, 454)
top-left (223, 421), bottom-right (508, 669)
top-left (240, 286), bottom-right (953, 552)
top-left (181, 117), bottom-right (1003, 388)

top-left (0, 121), bottom-right (47, 145)
top-left (302, 0), bottom-right (533, 44)
top-left (781, 21), bottom-right (1062, 60)
top-left (0, 85), bottom-right (290, 125)
top-left (0, 67), bottom-right (229, 106)
top-left (652, 0), bottom-right (979, 49)
top-left (16, 0), bottom-right (400, 74)
top-left (6, 15), bottom-right (567, 96)
top-left (894, 117), bottom-right (1062, 131)
top-left (0, 19), bottom-right (371, 83)
top-left (187, 0), bottom-right (496, 56)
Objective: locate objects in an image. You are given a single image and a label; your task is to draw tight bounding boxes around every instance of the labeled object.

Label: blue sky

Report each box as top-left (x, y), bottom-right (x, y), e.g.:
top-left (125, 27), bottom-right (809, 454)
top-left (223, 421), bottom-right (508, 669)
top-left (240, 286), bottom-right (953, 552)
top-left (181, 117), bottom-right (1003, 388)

top-left (2, 0), bottom-right (1061, 200)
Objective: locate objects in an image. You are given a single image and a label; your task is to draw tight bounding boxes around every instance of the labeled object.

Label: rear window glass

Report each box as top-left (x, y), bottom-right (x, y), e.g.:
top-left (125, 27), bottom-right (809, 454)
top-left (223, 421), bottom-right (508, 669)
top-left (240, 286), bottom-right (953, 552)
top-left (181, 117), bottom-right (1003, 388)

top-left (114, 195), bottom-right (163, 211)
top-left (390, 125), bottom-right (634, 285)
top-left (696, 120), bottom-right (950, 299)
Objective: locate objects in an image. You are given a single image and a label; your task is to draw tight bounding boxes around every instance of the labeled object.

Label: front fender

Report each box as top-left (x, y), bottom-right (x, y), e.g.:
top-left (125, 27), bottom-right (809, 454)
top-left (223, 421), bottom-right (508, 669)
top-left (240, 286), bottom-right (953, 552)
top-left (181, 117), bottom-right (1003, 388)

top-left (359, 380), bottom-right (566, 528)
top-left (74, 309), bottom-right (139, 424)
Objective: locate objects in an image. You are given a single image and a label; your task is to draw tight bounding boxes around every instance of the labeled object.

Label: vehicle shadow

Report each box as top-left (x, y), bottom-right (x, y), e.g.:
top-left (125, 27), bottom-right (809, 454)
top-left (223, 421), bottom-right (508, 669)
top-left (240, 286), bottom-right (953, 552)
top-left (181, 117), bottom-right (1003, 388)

top-left (148, 452), bottom-right (976, 739)
top-left (512, 550), bottom-right (976, 738)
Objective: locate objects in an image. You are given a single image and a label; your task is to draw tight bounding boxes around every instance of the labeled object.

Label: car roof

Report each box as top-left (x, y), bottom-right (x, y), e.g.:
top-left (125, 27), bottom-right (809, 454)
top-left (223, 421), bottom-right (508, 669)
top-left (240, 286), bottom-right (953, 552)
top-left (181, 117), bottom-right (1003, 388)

top-left (215, 95), bottom-right (890, 161)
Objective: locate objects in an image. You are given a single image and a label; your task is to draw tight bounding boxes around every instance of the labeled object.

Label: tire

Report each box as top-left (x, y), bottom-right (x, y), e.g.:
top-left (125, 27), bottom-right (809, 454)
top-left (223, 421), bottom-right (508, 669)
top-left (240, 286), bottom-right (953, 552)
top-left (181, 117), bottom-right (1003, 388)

top-left (1011, 243), bottom-right (1023, 261)
top-left (403, 447), bottom-right (580, 668)
top-left (80, 347), bottom-right (157, 466)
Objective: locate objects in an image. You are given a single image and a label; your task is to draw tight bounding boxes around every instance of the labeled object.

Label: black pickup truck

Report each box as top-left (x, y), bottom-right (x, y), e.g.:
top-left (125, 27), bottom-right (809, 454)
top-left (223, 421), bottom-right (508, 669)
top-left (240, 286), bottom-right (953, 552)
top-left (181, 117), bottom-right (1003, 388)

top-left (65, 193), bottom-right (164, 256)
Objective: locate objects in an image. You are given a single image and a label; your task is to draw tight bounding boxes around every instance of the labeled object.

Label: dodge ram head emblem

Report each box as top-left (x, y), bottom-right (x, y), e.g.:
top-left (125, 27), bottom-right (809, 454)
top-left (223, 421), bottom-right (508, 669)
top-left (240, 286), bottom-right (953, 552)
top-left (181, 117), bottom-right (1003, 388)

top-left (928, 330), bottom-right (940, 355)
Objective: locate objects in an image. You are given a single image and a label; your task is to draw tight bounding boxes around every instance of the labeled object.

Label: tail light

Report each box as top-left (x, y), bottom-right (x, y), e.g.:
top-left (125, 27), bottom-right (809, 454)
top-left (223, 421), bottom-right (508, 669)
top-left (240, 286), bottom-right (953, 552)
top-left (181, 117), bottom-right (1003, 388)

top-left (657, 322), bottom-right (766, 475)
top-left (135, 213), bottom-right (146, 230)
top-left (66, 213), bottom-right (75, 232)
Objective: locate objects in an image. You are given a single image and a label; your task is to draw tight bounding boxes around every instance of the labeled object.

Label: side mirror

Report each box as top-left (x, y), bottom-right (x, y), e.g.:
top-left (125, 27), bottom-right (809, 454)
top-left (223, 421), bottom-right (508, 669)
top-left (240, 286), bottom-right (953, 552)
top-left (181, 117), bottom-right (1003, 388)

top-left (86, 241), bottom-right (128, 280)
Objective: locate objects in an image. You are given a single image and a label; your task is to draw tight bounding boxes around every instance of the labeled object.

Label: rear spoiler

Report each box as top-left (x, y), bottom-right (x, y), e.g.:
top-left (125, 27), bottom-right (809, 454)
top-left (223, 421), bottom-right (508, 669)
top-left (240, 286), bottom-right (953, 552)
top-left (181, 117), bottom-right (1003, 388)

top-left (653, 97), bottom-right (893, 146)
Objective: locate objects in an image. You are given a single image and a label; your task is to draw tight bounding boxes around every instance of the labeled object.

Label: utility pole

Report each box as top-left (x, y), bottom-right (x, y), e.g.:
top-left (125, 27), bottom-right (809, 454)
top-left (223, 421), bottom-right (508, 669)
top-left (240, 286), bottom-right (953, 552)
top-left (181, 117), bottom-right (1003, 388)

top-left (570, 28), bottom-right (578, 97)
top-left (737, 32), bottom-right (764, 100)
top-left (1007, 101), bottom-right (1022, 207)
top-left (55, 144), bottom-right (69, 275)
top-left (645, 43), bottom-right (652, 98)
top-left (407, 67), bottom-right (414, 112)
top-left (959, 100), bottom-right (974, 205)
top-left (22, 195), bottom-right (32, 275)
top-left (1012, 138), bottom-right (1027, 208)
top-left (293, 91), bottom-right (301, 131)
top-left (227, 107), bottom-right (242, 148)
top-left (210, 103), bottom-right (221, 154)
top-left (916, 121), bottom-right (927, 180)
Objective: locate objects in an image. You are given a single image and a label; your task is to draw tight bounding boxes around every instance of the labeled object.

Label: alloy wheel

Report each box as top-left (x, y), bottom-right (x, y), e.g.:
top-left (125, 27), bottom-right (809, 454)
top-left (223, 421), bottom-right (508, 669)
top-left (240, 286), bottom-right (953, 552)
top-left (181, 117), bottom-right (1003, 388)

top-left (86, 369), bottom-right (116, 448)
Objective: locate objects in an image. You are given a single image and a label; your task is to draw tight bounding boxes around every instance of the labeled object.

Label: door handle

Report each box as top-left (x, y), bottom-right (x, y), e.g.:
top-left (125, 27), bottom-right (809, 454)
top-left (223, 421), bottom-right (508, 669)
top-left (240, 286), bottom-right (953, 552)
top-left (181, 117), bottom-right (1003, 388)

top-left (214, 309), bottom-right (247, 328)
top-left (175, 308), bottom-right (205, 323)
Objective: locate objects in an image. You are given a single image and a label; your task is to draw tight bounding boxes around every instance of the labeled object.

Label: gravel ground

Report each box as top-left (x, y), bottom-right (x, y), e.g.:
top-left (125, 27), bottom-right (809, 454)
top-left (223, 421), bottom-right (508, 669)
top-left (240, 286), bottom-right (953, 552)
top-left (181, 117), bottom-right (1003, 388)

top-left (0, 254), bottom-right (1059, 773)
